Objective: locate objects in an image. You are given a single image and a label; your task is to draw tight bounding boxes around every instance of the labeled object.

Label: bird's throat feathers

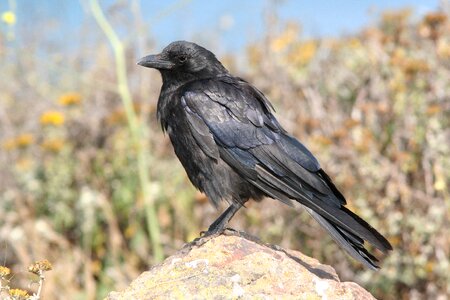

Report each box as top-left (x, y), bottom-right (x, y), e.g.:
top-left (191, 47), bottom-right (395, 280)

top-left (160, 62), bottom-right (228, 87)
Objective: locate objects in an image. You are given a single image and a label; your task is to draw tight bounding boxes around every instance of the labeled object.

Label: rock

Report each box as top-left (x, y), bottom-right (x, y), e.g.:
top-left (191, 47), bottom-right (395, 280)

top-left (107, 231), bottom-right (376, 299)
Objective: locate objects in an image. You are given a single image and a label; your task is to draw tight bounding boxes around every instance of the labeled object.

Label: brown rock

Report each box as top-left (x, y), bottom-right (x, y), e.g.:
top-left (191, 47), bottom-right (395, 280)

top-left (107, 232), bottom-right (376, 299)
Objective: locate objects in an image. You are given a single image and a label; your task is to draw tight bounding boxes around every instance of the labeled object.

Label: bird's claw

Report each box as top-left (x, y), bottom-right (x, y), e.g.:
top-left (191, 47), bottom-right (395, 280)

top-left (191, 231), bottom-right (220, 247)
top-left (192, 226), bottom-right (238, 248)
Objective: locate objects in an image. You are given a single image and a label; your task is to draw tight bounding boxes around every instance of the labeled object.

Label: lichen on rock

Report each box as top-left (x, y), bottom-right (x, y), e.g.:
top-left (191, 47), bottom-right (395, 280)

top-left (107, 232), bottom-right (376, 299)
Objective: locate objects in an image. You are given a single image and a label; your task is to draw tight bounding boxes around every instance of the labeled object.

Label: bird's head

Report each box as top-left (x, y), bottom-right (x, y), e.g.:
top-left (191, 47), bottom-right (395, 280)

top-left (137, 41), bottom-right (228, 84)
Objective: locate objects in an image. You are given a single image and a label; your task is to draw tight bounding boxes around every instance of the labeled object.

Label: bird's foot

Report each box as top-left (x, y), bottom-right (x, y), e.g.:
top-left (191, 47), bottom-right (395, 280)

top-left (191, 227), bottom-right (238, 248)
top-left (183, 203), bottom-right (242, 250)
top-left (191, 232), bottom-right (219, 247)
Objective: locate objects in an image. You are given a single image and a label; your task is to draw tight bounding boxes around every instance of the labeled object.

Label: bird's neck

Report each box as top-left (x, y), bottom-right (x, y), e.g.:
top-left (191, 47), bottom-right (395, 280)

top-left (161, 71), bottom-right (194, 88)
top-left (160, 65), bottom-right (229, 90)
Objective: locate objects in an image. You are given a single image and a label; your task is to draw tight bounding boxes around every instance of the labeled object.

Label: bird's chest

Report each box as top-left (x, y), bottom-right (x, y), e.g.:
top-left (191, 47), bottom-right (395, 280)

top-left (167, 113), bottom-right (201, 163)
top-left (160, 97), bottom-right (212, 182)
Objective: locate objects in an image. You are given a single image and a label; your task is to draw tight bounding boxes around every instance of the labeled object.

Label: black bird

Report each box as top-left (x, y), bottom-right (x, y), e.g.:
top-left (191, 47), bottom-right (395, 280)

top-left (137, 41), bottom-right (392, 269)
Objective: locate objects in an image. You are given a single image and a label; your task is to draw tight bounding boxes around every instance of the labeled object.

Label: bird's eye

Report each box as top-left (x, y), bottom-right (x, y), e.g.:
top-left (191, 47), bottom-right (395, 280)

top-left (178, 55), bottom-right (187, 63)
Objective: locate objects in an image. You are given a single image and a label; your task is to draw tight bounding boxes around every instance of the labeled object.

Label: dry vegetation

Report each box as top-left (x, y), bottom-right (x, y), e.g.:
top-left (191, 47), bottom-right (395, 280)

top-left (0, 3), bottom-right (449, 300)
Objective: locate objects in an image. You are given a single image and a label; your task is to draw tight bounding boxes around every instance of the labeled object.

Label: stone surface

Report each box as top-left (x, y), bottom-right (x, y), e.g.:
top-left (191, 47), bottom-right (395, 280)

top-left (107, 232), bottom-right (376, 300)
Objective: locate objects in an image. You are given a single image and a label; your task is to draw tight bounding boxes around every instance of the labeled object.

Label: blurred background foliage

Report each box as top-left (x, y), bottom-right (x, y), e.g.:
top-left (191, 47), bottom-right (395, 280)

top-left (0, 0), bottom-right (449, 299)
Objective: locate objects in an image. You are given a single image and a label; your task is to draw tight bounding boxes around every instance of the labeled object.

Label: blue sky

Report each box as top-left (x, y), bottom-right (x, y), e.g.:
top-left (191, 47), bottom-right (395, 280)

top-left (141, 0), bottom-right (438, 50)
top-left (1, 0), bottom-right (440, 53)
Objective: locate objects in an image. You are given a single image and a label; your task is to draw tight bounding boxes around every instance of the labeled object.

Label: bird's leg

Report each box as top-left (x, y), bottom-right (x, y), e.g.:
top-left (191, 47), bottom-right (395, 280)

top-left (206, 202), bottom-right (241, 234)
top-left (192, 202), bottom-right (242, 247)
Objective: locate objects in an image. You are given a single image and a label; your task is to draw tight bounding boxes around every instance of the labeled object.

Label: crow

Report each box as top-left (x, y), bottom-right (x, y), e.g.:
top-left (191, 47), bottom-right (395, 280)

top-left (138, 41), bottom-right (392, 269)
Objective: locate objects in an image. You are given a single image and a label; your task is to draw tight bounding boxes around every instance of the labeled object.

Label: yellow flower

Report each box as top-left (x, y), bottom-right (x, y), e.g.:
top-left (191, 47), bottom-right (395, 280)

top-left (40, 111), bottom-right (65, 126)
top-left (312, 135), bottom-right (333, 146)
top-left (58, 92), bottom-right (82, 106)
top-left (1, 11), bottom-right (16, 25)
top-left (8, 289), bottom-right (29, 299)
top-left (124, 223), bottom-right (137, 239)
top-left (247, 44), bottom-right (263, 67)
top-left (389, 235), bottom-right (401, 247)
top-left (2, 138), bottom-right (17, 150)
top-left (271, 22), bottom-right (299, 53)
top-left (0, 265), bottom-right (11, 277)
top-left (390, 47), bottom-right (406, 66)
top-left (289, 40), bottom-right (317, 66)
top-left (348, 38), bottom-right (362, 49)
top-left (15, 133), bottom-right (34, 149)
top-left (15, 158), bottom-right (33, 171)
top-left (426, 104), bottom-right (441, 116)
top-left (41, 138), bottom-right (65, 152)
top-left (437, 40), bottom-right (450, 59)
top-left (434, 175), bottom-right (446, 191)
top-left (425, 261), bottom-right (435, 273)
top-left (106, 109), bottom-right (126, 125)
top-left (2, 134), bottom-right (34, 150)
top-left (28, 259), bottom-right (53, 275)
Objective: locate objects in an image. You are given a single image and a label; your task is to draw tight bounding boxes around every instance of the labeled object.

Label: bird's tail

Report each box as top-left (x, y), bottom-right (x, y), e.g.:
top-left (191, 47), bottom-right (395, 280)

top-left (305, 207), bottom-right (391, 270)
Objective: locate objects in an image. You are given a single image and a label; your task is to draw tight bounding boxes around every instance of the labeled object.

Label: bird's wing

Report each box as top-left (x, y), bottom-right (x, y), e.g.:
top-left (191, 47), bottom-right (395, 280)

top-left (181, 78), bottom-right (392, 267)
top-left (181, 77), bottom-right (337, 203)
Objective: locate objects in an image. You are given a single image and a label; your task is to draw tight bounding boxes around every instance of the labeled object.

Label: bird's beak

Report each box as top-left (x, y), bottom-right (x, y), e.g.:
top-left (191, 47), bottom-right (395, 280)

top-left (137, 54), bottom-right (174, 70)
